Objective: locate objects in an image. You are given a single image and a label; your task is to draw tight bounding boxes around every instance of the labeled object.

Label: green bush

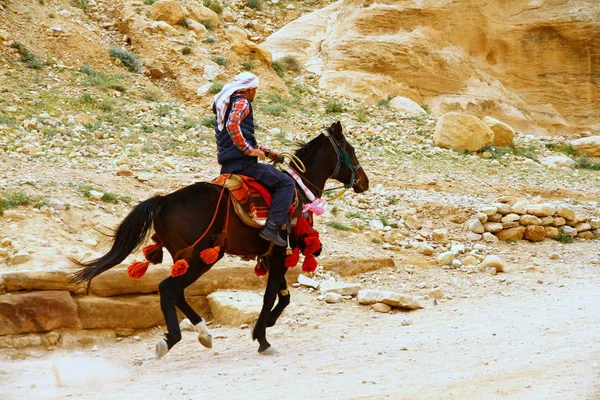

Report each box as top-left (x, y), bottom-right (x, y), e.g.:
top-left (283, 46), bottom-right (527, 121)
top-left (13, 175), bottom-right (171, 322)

top-left (80, 66), bottom-right (126, 92)
top-left (182, 47), bottom-right (192, 55)
top-left (280, 55), bottom-right (301, 72)
top-left (11, 42), bottom-right (42, 69)
top-left (262, 104), bottom-right (284, 116)
top-left (209, 81), bottom-right (224, 94)
top-left (272, 60), bottom-right (285, 77)
top-left (212, 56), bottom-right (229, 66)
top-left (109, 47), bottom-right (142, 73)
top-left (201, 116), bottom-right (216, 128)
top-left (554, 227), bottom-right (574, 244)
top-left (325, 99), bottom-right (344, 114)
top-left (203, 0), bottom-right (223, 14)
top-left (242, 61), bottom-right (255, 71)
top-left (0, 190), bottom-right (36, 216)
top-left (201, 20), bottom-right (213, 30)
top-left (575, 156), bottom-right (600, 171)
top-left (327, 221), bottom-right (351, 231)
top-left (247, 0), bottom-right (262, 10)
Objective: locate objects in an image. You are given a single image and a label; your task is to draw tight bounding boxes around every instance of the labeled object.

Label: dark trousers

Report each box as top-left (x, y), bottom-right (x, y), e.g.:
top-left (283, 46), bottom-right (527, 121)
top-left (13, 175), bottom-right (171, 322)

top-left (223, 162), bottom-right (295, 225)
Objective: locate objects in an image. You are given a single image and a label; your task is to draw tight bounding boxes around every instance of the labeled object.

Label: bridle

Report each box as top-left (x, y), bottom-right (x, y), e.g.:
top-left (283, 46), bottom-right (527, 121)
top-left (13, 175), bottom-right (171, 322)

top-left (326, 134), bottom-right (362, 190)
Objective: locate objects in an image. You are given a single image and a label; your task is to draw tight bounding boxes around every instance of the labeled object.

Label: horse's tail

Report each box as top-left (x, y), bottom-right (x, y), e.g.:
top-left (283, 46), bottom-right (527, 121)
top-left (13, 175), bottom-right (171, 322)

top-left (71, 195), bottom-right (167, 286)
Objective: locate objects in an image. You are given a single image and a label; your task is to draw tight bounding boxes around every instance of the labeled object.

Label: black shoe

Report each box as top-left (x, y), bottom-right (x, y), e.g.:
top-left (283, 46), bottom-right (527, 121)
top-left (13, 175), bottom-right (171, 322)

top-left (259, 224), bottom-right (287, 247)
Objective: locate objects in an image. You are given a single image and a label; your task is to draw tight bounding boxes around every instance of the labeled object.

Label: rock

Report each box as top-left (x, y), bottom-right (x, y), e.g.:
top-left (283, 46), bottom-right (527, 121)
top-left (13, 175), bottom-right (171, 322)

top-left (404, 215), bottom-right (422, 230)
top-left (552, 217), bottom-right (567, 227)
top-left (225, 26), bottom-right (272, 66)
top-left (539, 155), bottom-right (577, 169)
top-left (185, 19), bottom-right (208, 36)
top-left (297, 274), bottom-right (320, 289)
top-left (0, 291), bottom-right (78, 335)
top-left (510, 200), bottom-right (528, 215)
top-left (437, 251), bottom-right (455, 266)
top-left (1, 269), bottom-right (78, 293)
top-left (480, 255), bottom-right (505, 272)
top-left (577, 231), bottom-right (594, 239)
top-left (571, 136), bottom-right (600, 157)
top-left (324, 292), bottom-right (343, 303)
top-left (46, 331), bottom-right (60, 346)
top-left (575, 222), bottom-right (592, 232)
top-left (462, 255), bottom-right (480, 266)
top-left (495, 226), bottom-right (526, 241)
top-left (371, 302), bottom-right (392, 313)
top-left (495, 203), bottom-right (512, 214)
top-left (88, 190), bottom-right (104, 200)
top-left (450, 244), bottom-right (466, 254)
top-left (475, 212), bottom-right (488, 223)
top-left (319, 281), bottom-right (361, 296)
top-left (480, 206), bottom-right (497, 216)
top-left (150, 0), bottom-right (187, 26)
top-left (539, 216), bottom-right (554, 226)
top-left (556, 205), bottom-right (575, 220)
top-left (482, 116), bottom-right (515, 147)
top-left (116, 169), bottom-right (133, 177)
top-left (483, 222), bottom-right (503, 233)
top-left (207, 291), bottom-right (261, 326)
top-left (562, 226), bottom-right (578, 237)
top-left (524, 225), bottom-right (546, 242)
top-left (526, 204), bottom-right (556, 217)
top-left (388, 96), bottom-right (427, 116)
top-left (590, 219), bottom-right (600, 229)
top-left (152, 21), bottom-right (180, 36)
top-left (502, 222), bottom-right (520, 229)
top-left (433, 113), bottom-right (494, 152)
top-left (179, 318), bottom-right (195, 332)
top-left (418, 243), bottom-right (434, 256)
top-left (368, 219), bottom-right (385, 230)
top-left (432, 229), bottom-right (449, 244)
top-left (483, 232), bottom-right (499, 243)
top-left (320, 257), bottom-right (395, 277)
top-left (428, 288), bottom-right (444, 299)
top-left (501, 213), bottom-right (521, 223)
top-left (149, 68), bottom-right (166, 79)
top-left (520, 214), bottom-right (542, 225)
top-left (186, 2), bottom-right (221, 28)
top-left (544, 226), bottom-right (559, 239)
top-left (12, 251), bottom-right (32, 265)
top-left (466, 232), bottom-right (482, 241)
top-left (357, 289), bottom-right (422, 310)
top-left (3, 210), bottom-right (26, 220)
top-left (466, 218), bottom-right (485, 234)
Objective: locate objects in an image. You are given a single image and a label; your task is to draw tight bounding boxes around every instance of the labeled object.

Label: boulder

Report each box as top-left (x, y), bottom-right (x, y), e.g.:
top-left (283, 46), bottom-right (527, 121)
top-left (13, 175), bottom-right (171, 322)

top-left (483, 222), bottom-right (503, 233)
top-left (319, 281), bottom-right (361, 296)
top-left (526, 204), bottom-right (556, 217)
top-left (225, 26), bottom-right (272, 66)
top-left (482, 116), bottom-right (515, 147)
top-left (77, 294), bottom-right (209, 329)
top-left (480, 255), bottom-right (505, 272)
top-left (524, 226), bottom-right (546, 242)
top-left (186, 2), bottom-right (221, 28)
top-left (552, 217), bottom-right (567, 227)
top-left (495, 226), bottom-right (525, 241)
top-left (556, 205), bottom-right (576, 220)
top-left (519, 214), bottom-right (542, 226)
top-left (0, 291), bottom-right (78, 335)
top-left (185, 19), bottom-right (208, 36)
top-left (320, 257), bottom-right (395, 277)
top-left (578, 231), bottom-right (595, 240)
top-left (150, 0), bottom-right (187, 25)
top-left (544, 226), bottom-right (559, 239)
top-left (2, 269), bottom-right (79, 293)
top-left (357, 289), bottom-right (422, 310)
top-left (388, 96), bottom-right (427, 116)
top-left (466, 218), bottom-right (485, 234)
top-left (571, 136), bottom-right (600, 157)
top-left (432, 228), bottom-right (449, 244)
top-left (539, 156), bottom-right (577, 169)
top-left (207, 291), bottom-right (261, 326)
top-left (433, 113), bottom-right (494, 152)
top-left (151, 21), bottom-right (179, 36)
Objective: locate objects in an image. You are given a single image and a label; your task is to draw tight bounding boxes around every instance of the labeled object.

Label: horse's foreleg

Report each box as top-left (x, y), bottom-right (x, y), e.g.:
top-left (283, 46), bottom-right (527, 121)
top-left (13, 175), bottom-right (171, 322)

top-left (252, 254), bottom-right (287, 353)
top-left (267, 277), bottom-right (290, 328)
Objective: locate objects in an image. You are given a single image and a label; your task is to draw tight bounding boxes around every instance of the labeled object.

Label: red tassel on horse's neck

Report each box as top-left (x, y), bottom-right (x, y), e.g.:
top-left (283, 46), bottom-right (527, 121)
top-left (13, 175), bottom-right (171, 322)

top-left (200, 246), bottom-right (220, 264)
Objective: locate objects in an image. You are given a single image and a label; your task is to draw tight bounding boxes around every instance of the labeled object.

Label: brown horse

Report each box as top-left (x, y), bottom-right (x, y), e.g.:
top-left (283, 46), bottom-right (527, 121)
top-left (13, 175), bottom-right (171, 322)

top-left (73, 121), bottom-right (369, 356)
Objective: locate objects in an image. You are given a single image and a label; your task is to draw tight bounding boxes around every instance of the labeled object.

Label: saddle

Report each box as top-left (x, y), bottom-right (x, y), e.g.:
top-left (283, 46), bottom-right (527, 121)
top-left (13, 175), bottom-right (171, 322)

top-left (210, 174), bottom-right (298, 228)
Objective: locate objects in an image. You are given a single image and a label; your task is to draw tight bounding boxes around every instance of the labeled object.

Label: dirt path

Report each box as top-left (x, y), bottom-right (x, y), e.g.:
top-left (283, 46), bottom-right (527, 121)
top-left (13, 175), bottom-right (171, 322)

top-left (3, 260), bottom-right (600, 400)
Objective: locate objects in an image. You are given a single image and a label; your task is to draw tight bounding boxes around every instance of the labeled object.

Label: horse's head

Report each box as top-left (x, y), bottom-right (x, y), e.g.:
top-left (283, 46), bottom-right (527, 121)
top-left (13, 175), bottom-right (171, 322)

top-left (326, 121), bottom-right (369, 193)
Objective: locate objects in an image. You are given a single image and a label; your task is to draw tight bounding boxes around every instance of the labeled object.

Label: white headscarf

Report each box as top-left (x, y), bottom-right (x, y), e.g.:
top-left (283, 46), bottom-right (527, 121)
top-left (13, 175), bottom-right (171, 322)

top-left (214, 72), bottom-right (259, 130)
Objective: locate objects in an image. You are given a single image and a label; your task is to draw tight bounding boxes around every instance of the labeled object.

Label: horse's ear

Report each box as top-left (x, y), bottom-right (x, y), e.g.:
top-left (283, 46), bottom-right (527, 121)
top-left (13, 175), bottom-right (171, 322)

top-left (331, 121), bottom-right (343, 139)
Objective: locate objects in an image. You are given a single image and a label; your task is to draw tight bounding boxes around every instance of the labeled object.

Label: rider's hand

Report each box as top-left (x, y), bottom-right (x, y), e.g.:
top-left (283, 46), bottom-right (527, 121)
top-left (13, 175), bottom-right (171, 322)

top-left (248, 148), bottom-right (265, 161)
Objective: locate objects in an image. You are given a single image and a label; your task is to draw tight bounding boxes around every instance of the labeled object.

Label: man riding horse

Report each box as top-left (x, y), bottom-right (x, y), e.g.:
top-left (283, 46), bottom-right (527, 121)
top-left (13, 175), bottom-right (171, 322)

top-left (212, 72), bottom-right (294, 247)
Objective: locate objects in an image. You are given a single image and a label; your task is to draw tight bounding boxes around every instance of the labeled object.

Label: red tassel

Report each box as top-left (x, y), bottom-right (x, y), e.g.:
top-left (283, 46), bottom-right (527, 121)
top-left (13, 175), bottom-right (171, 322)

top-left (304, 235), bottom-right (321, 255)
top-left (302, 254), bottom-right (318, 273)
top-left (142, 243), bottom-right (163, 264)
top-left (127, 261), bottom-right (149, 279)
top-left (200, 246), bottom-right (220, 264)
top-left (284, 247), bottom-right (300, 268)
top-left (294, 216), bottom-right (313, 238)
top-left (171, 259), bottom-right (189, 277)
top-left (254, 261), bottom-right (268, 277)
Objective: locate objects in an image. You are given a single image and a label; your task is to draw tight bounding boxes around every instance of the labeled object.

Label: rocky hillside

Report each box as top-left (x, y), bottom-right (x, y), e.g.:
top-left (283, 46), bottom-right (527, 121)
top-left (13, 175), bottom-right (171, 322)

top-left (263, 0), bottom-right (600, 136)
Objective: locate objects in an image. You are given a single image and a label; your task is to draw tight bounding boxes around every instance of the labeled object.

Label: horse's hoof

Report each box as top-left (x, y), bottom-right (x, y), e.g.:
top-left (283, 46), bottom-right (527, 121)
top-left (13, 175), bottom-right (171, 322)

top-left (195, 321), bottom-right (213, 349)
top-left (250, 318), bottom-right (258, 341)
top-left (258, 342), bottom-right (272, 354)
top-left (155, 338), bottom-right (169, 359)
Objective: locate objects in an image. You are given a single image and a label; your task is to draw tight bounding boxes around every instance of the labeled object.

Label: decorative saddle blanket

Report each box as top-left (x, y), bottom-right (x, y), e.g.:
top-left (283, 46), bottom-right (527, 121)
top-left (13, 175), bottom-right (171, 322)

top-left (211, 174), bottom-right (276, 228)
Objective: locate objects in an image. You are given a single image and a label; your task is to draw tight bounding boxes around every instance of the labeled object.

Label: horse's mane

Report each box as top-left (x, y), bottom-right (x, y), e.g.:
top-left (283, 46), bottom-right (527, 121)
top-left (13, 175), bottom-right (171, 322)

top-left (294, 134), bottom-right (323, 159)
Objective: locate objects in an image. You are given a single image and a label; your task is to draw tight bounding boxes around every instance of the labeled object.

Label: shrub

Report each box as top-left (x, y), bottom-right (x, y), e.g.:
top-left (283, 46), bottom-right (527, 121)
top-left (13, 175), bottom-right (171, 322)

top-left (209, 81), bottom-right (224, 94)
top-left (205, 35), bottom-right (217, 44)
top-left (545, 143), bottom-right (575, 156)
top-left (212, 56), bottom-right (229, 66)
top-left (201, 116), bottom-right (216, 128)
top-left (262, 104), bottom-right (284, 116)
top-left (247, 0), bottom-right (262, 10)
top-left (11, 42), bottom-right (42, 69)
top-left (281, 55), bottom-right (301, 72)
top-left (143, 0), bottom-right (158, 4)
top-left (242, 61), bottom-right (255, 71)
top-left (0, 190), bottom-right (36, 216)
top-left (554, 227), bottom-right (574, 244)
top-left (327, 221), bottom-right (351, 231)
top-left (575, 156), bottom-right (600, 171)
top-left (70, 0), bottom-right (89, 10)
top-left (80, 66), bottom-right (126, 92)
top-left (325, 99), bottom-right (344, 114)
top-left (203, 0), bottom-right (223, 14)
top-left (181, 47), bottom-right (192, 55)
top-left (201, 20), bottom-right (213, 30)
top-left (109, 47), bottom-right (141, 73)
top-left (272, 60), bottom-right (285, 78)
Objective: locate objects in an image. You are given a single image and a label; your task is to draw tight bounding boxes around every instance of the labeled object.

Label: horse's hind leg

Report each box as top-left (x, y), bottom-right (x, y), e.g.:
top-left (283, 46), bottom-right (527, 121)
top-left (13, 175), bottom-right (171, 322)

top-left (156, 259), bottom-right (213, 358)
top-left (174, 289), bottom-right (213, 349)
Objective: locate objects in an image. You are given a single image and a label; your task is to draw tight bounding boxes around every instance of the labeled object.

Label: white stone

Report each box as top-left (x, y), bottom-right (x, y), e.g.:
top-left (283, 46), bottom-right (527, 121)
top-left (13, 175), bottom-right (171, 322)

top-left (562, 226), bottom-right (578, 237)
top-left (432, 229), bottom-right (449, 244)
top-left (319, 281), bottom-right (361, 296)
top-left (368, 219), bottom-right (385, 230)
top-left (437, 251), bottom-right (455, 266)
top-left (510, 200), bottom-right (528, 214)
top-left (388, 96), bottom-right (427, 116)
top-left (466, 218), bottom-right (484, 234)
top-left (297, 274), bottom-right (320, 289)
top-left (418, 243), bottom-right (434, 256)
top-left (12, 251), bottom-right (33, 265)
top-left (539, 156), bottom-right (576, 169)
top-left (207, 291), bottom-right (262, 326)
top-left (480, 206), bottom-right (497, 216)
top-left (483, 232), bottom-right (499, 243)
top-left (527, 204), bottom-right (556, 217)
top-left (357, 289), bottom-right (422, 310)
top-left (88, 190), bottom-right (104, 200)
top-left (324, 292), bottom-right (343, 303)
top-left (371, 302), bottom-right (392, 313)
top-left (462, 255), bottom-right (480, 266)
top-left (466, 233), bottom-right (482, 241)
top-left (556, 206), bottom-right (576, 220)
top-left (480, 255), bottom-right (505, 272)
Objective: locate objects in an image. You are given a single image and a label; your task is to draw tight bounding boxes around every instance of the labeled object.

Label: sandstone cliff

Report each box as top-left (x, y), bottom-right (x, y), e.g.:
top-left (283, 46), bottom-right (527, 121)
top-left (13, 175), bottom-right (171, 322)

top-left (263, 0), bottom-right (600, 135)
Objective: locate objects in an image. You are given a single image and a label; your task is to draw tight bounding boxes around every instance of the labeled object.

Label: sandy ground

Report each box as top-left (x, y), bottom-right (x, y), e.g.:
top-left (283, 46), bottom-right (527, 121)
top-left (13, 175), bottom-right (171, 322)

top-left (2, 240), bottom-right (600, 400)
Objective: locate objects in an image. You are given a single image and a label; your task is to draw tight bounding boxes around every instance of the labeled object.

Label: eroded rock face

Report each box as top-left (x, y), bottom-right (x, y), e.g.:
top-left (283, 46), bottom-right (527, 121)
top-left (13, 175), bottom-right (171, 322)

top-left (263, 0), bottom-right (600, 135)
